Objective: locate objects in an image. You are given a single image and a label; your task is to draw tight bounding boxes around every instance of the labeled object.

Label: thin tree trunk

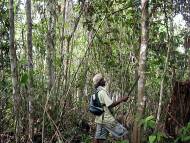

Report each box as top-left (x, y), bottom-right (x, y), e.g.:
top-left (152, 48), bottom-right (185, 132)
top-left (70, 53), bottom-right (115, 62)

top-left (42, 1), bottom-right (56, 142)
top-left (78, 29), bottom-right (92, 109)
top-left (0, 48), bottom-right (3, 80)
top-left (64, 0), bottom-right (85, 91)
top-left (9, 0), bottom-right (21, 142)
top-left (47, 0), bottom-right (56, 90)
top-left (26, 0), bottom-right (33, 141)
top-left (64, 39), bottom-right (70, 91)
top-left (156, 6), bottom-right (172, 125)
top-left (62, 0), bottom-right (70, 91)
top-left (189, 58), bottom-right (190, 77)
top-left (156, 67), bottom-right (168, 124)
top-left (61, 0), bottom-right (67, 70)
top-left (0, 47), bottom-right (3, 132)
top-left (133, 0), bottom-right (149, 143)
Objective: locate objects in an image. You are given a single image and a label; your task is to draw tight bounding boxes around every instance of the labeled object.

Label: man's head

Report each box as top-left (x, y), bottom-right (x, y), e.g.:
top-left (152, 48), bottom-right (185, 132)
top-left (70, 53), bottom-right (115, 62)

top-left (93, 73), bottom-right (106, 88)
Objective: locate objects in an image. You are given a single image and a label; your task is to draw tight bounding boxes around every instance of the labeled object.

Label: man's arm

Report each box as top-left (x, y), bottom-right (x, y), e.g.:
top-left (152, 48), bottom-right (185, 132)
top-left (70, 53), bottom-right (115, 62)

top-left (108, 96), bottom-right (129, 109)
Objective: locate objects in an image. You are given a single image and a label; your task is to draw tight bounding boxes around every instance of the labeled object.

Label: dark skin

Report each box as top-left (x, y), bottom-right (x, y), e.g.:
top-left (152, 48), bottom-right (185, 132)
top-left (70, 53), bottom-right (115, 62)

top-left (108, 95), bottom-right (129, 109)
top-left (93, 78), bottom-right (129, 143)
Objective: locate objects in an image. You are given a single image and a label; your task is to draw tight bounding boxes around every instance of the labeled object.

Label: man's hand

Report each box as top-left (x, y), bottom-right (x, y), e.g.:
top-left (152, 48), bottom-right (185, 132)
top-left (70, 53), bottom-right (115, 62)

top-left (109, 96), bottom-right (129, 109)
top-left (122, 96), bottom-right (129, 102)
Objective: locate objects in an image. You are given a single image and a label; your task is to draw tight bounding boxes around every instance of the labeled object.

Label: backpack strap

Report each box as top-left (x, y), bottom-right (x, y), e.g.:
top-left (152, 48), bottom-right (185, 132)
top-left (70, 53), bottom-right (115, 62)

top-left (95, 88), bottom-right (106, 107)
top-left (95, 87), bottom-right (105, 133)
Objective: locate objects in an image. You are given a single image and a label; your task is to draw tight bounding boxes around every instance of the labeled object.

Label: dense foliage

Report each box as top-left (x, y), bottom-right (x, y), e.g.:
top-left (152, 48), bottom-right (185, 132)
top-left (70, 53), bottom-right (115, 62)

top-left (0, 0), bottom-right (189, 142)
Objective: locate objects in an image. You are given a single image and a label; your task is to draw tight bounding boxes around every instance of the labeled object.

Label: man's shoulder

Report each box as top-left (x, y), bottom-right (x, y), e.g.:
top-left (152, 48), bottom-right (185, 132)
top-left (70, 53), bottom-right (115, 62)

top-left (98, 87), bottom-right (107, 95)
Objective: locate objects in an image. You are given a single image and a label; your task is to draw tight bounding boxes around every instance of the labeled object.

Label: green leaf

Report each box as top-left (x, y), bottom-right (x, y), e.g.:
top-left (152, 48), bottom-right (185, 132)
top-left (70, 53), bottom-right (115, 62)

top-left (148, 120), bottom-right (156, 128)
top-left (56, 139), bottom-right (63, 143)
top-left (174, 137), bottom-right (180, 143)
top-left (156, 131), bottom-right (167, 141)
top-left (183, 136), bottom-right (190, 141)
top-left (145, 115), bottom-right (155, 122)
top-left (20, 73), bottom-right (28, 85)
top-left (149, 135), bottom-right (156, 143)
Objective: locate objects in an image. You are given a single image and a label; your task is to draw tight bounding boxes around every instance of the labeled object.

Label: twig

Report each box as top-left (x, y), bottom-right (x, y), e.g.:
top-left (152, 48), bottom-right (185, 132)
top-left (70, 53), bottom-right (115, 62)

top-left (167, 111), bottom-right (183, 128)
top-left (40, 104), bottom-right (67, 142)
top-left (127, 76), bottom-right (140, 97)
top-left (42, 76), bottom-right (61, 142)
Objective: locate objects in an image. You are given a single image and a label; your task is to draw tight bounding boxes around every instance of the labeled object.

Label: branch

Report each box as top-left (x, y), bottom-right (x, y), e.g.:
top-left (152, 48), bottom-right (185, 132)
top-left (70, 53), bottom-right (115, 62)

top-left (68, 0), bottom-right (86, 42)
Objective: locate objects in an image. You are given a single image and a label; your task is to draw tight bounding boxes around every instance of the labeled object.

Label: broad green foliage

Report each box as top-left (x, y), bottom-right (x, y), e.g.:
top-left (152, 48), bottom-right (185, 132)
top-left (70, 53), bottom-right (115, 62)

top-left (142, 115), bottom-right (156, 130)
top-left (20, 73), bottom-right (28, 85)
top-left (0, 0), bottom-right (14, 133)
top-left (175, 122), bottom-right (190, 143)
top-left (0, 0), bottom-right (9, 68)
top-left (149, 135), bottom-right (156, 143)
top-left (141, 116), bottom-right (167, 143)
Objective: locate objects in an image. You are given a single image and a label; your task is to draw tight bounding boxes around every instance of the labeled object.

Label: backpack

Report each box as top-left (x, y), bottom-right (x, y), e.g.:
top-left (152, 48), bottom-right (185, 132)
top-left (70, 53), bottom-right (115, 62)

top-left (89, 89), bottom-right (105, 116)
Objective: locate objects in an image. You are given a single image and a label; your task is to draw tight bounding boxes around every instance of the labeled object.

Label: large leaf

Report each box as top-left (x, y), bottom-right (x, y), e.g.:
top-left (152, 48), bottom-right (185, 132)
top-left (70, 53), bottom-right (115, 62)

top-left (149, 135), bottom-right (156, 143)
top-left (143, 115), bottom-right (156, 129)
top-left (183, 136), bottom-right (190, 141)
top-left (148, 120), bottom-right (156, 128)
top-left (145, 115), bottom-right (155, 122)
top-left (20, 73), bottom-right (28, 85)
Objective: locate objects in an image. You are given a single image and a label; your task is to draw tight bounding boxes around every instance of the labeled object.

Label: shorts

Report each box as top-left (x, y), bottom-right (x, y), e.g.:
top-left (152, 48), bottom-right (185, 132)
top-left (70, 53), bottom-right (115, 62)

top-left (95, 121), bottom-right (128, 140)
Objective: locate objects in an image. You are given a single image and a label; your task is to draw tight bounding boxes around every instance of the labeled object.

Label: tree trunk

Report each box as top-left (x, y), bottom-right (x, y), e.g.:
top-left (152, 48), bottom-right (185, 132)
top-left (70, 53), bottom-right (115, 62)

top-left (42, 1), bottom-right (56, 142)
top-left (47, 0), bottom-right (56, 90)
top-left (63, 1), bottom-right (85, 91)
top-left (26, 0), bottom-right (33, 141)
top-left (9, 0), bottom-right (21, 142)
top-left (78, 29), bottom-right (92, 110)
top-left (132, 0), bottom-right (149, 143)
top-left (61, 0), bottom-right (67, 71)
top-left (0, 47), bottom-right (3, 133)
top-left (63, 0), bottom-right (72, 91)
top-left (156, 7), bottom-right (172, 125)
top-left (189, 58), bottom-right (190, 78)
top-left (64, 39), bottom-right (70, 91)
top-left (165, 81), bottom-right (190, 137)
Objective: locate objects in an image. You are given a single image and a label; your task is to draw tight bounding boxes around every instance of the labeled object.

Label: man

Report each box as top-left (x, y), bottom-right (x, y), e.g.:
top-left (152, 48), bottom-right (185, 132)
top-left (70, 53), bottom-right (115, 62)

top-left (92, 73), bottom-right (129, 143)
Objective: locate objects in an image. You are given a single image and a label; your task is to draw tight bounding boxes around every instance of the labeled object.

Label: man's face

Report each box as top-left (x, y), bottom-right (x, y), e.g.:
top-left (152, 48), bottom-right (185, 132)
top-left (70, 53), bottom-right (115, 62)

top-left (101, 78), bottom-right (106, 86)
